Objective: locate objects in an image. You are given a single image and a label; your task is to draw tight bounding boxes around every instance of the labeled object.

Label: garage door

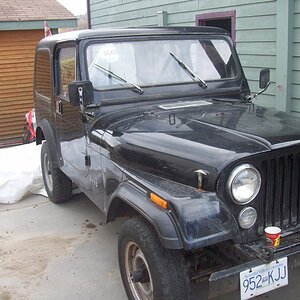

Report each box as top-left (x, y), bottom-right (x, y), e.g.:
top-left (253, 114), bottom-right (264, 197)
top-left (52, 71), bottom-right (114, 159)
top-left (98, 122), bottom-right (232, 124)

top-left (0, 30), bottom-right (44, 144)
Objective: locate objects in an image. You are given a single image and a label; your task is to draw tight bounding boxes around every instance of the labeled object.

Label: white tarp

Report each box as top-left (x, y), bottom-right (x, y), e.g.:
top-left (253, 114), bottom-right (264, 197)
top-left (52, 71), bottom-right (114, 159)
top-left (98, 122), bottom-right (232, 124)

top-left (0, 143), bottom-right (45, 204)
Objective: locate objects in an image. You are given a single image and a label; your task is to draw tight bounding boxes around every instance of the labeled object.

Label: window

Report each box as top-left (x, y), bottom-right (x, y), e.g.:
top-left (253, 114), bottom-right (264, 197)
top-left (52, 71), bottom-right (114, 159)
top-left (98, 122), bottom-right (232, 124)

top-left (196, 11), bottom-right (236, 44)
top-left (35, 50), bottom-right (51, 98)
top-left (86, 38), bottom-right (237, 91)
top-left (58, 47), bottom-right (76, 98)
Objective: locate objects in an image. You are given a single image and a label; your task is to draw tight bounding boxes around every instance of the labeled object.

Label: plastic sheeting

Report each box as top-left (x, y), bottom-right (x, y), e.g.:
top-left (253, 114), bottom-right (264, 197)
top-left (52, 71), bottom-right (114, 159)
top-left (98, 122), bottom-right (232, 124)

top-left (0, 143), bottom-right (46, 204)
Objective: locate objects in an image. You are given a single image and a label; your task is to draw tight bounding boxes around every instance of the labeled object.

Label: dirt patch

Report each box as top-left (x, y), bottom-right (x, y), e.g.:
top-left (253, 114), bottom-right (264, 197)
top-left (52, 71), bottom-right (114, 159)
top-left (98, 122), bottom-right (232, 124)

top-left (85, 223), bottom-right (96, 229)
top-left (82, 220), bottom-right (98, 233)
top-left (0, 291), bottom-right (11, 300)
top-left (0, 235), bottom-right (75, 278)
top-left (0, 235), bottom-right (76, 299)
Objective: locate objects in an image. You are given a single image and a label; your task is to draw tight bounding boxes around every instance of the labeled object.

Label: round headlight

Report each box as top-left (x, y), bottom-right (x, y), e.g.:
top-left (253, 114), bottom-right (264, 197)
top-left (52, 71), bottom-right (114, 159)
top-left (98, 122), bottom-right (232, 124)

top-left (238, 207), bottom-right (257, 229)
top-left (227, 164), bottom-right (261, 204)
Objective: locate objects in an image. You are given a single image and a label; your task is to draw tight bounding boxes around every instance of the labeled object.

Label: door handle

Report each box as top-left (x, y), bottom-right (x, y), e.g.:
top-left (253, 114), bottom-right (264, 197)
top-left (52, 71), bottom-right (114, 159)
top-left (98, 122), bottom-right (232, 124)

top-left (56, 99), bottom-right (63, 115)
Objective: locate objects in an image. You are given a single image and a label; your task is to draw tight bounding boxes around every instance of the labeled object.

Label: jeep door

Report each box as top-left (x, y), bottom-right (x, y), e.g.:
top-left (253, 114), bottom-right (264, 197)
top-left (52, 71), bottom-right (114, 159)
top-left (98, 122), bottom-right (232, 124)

top-left (54, 44), bottom-right (89, 178)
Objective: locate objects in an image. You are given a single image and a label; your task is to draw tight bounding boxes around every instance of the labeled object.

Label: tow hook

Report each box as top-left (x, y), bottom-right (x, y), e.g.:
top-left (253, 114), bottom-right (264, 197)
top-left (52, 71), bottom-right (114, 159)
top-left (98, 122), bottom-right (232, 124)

top-left (236, 244), bottom-right (275, 264)
top-left (254, 246), bottom-right (274, 263)
top-left (130, 265), bottom-right (150, 283)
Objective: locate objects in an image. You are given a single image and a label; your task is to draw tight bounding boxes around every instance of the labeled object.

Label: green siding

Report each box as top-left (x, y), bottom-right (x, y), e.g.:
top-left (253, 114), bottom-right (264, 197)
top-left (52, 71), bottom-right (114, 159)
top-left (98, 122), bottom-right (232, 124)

top-left (90, 0), bottom-right (297, 111)
top-left (292, 0), bottom-right (300, 115)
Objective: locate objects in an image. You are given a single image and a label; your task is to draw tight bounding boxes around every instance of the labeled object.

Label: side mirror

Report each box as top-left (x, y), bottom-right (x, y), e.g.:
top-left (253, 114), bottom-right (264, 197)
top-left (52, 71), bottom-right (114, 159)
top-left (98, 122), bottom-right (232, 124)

top-left (259, 69), bottom-right (270, 89)
top-left (68, 81), bottom-right (94, 107)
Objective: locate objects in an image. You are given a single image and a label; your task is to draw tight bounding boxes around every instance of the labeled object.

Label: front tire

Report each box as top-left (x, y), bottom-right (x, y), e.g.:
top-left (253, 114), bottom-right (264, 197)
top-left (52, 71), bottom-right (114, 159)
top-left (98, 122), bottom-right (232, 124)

top-left (41, 141), bottom-right (72, 203)
top-left (118, 216), bottom-right (191, 300)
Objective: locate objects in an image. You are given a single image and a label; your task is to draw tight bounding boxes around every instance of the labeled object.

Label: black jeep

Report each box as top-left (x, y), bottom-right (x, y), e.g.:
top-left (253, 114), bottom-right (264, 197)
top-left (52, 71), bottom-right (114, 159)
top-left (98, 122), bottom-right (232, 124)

top-left (35, 27), bottom-right (300, 300)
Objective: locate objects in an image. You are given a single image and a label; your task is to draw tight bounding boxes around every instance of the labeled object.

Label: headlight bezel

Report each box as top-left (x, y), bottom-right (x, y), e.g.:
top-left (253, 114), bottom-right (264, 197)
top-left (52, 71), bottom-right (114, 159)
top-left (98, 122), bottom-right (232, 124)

top-left (238, 206), bottom-right (258, 229)
top-left (227, 163), bottom-right (261, 205)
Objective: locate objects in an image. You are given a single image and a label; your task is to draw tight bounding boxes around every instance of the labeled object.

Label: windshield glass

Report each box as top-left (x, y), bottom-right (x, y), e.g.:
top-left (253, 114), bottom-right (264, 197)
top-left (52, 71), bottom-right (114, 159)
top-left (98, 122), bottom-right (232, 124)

top-left (86, 38), bottom-right (238, 90)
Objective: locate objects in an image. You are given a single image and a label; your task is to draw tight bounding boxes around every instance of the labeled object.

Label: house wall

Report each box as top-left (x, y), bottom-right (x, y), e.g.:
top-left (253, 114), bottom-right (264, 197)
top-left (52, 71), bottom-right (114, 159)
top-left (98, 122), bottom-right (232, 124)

top-left (0, 30), bottom-right (44, 142)
top-left (90, 0), bottom-right (299, 113)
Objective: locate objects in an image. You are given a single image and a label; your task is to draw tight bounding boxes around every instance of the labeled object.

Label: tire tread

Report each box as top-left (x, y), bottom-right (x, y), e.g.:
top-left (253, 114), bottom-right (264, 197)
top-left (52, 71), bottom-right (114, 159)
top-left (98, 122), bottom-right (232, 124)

top-left (119, 216), bottom-right (191, 300)
top-left (41, 141), bottom-right (72, 203)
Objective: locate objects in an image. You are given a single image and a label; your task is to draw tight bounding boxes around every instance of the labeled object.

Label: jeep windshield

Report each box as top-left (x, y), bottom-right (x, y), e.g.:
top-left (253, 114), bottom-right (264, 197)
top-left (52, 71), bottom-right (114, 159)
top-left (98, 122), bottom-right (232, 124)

top-left (86, 38), bottom-right (238, 91)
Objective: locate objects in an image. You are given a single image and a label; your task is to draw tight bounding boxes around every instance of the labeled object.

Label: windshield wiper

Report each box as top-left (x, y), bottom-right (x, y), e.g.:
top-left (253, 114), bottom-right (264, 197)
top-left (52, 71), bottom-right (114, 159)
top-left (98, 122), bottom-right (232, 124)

top-left (85, 103), bottom-right (101, 108)
top-left (93, 63), bottom-right (144, 95)
top-left (170, 52), bottom-right (207, 89)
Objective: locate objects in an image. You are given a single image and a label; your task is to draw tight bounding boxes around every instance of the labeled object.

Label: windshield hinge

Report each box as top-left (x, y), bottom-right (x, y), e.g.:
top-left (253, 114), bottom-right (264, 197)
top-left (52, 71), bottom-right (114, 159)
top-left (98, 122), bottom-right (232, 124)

top-left (85, 155), bottom-right (91, 167)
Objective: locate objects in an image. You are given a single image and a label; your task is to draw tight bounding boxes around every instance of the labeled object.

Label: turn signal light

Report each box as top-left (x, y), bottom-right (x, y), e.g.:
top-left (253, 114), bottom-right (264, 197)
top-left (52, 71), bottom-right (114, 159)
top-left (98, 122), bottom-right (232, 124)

top-left (150, 193), bottom-right (168, 209)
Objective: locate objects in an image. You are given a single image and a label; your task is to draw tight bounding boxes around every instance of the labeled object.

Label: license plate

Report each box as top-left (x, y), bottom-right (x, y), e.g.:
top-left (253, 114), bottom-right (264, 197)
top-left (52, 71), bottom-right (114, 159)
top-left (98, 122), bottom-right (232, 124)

top-left (240, 257), bottom-right (288, 300)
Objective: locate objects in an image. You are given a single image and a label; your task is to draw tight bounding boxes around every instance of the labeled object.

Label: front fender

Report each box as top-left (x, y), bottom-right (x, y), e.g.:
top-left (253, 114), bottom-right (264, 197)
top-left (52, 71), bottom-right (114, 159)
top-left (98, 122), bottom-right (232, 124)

top-left (169, 192), bottom-right (240, 250)
top-left (107, 167), bottom-right (239, 251)
top-left (119, 169), bottom-right (240, 251)
top-left (107, 180), bottom-right (183, 249)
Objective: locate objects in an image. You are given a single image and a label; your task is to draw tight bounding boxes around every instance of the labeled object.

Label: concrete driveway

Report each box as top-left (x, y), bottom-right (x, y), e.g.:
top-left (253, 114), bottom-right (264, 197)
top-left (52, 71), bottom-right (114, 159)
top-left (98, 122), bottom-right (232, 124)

top-left (1, 193), bottom-right (300, 300)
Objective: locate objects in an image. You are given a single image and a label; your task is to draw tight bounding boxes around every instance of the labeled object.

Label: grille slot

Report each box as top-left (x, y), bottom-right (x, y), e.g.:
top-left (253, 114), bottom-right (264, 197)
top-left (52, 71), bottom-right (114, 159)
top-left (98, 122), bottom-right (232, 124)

top-left (261, 153), bottom-right (300, 229)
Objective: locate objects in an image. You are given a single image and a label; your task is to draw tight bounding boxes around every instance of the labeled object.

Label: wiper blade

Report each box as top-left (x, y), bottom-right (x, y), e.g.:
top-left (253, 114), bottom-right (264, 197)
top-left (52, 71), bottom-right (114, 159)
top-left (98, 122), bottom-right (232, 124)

top-left (170, 52), bottom-right (207, 89)
top-left (212, 98), bottom-right (242, 104)
top-left (85, 103), bottom-right (101, 108)
top-left (93, 63), bottom-right (144, 95)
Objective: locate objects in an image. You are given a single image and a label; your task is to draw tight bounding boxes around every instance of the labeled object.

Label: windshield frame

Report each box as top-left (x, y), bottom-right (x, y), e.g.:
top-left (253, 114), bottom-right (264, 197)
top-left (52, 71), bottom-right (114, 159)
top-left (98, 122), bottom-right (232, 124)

top-left (83, 34), bottom-right (241, 93)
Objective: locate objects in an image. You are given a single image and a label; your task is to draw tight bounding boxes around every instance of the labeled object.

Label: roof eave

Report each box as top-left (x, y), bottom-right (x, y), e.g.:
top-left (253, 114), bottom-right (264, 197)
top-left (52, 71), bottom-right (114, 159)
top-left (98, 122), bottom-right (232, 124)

top-left (0, 19), bottom-right (77, 31)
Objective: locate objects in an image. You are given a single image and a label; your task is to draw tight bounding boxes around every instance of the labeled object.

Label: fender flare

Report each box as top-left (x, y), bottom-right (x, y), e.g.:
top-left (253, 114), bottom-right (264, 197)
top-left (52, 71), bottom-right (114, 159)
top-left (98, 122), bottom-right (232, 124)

top-left (36, 119), bottom-right (62, 168)
top-left (106, 181), bottom-right (183, 249)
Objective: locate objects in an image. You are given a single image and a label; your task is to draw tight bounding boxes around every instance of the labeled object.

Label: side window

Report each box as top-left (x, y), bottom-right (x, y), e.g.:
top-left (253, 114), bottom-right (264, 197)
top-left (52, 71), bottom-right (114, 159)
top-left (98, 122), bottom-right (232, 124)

top-left (35, 50), bottom-right (51, 98)
top-left (58, 47), bottom-right (76, 98)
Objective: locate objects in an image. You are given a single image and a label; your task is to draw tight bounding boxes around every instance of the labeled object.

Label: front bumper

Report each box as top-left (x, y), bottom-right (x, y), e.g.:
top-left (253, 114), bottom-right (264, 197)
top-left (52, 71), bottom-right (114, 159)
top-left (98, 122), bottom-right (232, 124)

top-left (209, 236), bottom-right (300, 298)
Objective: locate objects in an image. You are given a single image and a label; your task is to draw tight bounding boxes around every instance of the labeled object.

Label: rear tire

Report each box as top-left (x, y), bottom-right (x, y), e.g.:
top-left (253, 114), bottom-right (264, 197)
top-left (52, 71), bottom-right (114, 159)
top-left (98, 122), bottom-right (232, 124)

top-left (41, 141), bottom-right (72, 203)
top-left (118, 216), bottom-right (191, 300)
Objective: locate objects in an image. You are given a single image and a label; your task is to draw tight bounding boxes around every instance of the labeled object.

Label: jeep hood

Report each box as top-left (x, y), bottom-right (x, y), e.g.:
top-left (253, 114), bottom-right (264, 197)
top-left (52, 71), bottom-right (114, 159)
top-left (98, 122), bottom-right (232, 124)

top-left (93, 99), bottom-right (300, 190)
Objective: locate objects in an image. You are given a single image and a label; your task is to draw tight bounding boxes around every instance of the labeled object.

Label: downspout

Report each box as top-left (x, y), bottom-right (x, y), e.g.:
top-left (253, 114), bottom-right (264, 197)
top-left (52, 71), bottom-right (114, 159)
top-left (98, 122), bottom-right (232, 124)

top-left (87, 0), bottom-right (91, 29)
top-left (275, 0), bottom-right (294, 113)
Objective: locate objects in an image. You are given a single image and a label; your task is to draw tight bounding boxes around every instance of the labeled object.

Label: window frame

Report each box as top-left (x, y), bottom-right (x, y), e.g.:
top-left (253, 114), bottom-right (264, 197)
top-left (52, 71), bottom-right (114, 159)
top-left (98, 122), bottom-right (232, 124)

top-left (34, 48), bottom-right (52, 100)
top-left (84, 35), bottom-right (240, 92)
top-left (195, 10), bottom-right (236, 44)
top-left (54, 43), bottom-right (77, 102)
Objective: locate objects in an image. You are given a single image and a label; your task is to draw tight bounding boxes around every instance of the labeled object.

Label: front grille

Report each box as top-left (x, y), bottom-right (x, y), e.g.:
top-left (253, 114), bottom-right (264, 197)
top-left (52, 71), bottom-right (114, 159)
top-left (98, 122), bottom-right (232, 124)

top-left (261, 151), bottom-right (300, 230)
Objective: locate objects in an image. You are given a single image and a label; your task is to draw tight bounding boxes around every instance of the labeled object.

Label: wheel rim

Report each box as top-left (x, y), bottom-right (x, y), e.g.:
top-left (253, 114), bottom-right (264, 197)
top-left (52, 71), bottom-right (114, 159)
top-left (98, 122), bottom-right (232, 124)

top-left (43, 152), bottom-right (53, 193)
top-left (124, 241), bottom-right (153, 300)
